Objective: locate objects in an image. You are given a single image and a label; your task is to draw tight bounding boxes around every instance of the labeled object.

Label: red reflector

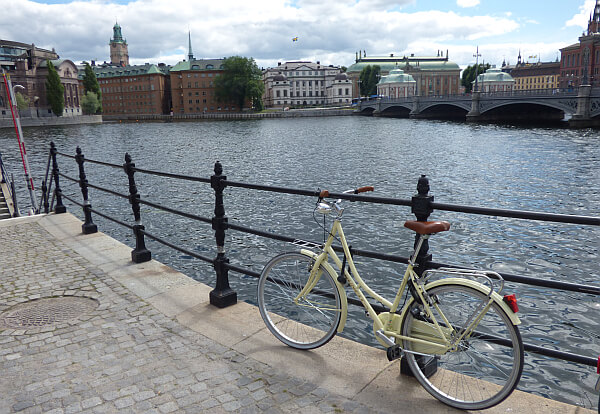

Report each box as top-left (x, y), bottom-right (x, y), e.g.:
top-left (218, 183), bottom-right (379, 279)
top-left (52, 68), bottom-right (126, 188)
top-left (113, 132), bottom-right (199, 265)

top-left (597, 356), bottom-right (600, 374)
top-left (503, 294), bottom-right (519, 313)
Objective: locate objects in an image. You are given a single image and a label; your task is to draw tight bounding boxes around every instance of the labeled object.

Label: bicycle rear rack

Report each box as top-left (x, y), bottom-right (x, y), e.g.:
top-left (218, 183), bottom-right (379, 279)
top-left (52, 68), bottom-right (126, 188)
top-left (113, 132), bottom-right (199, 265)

top-left (422, 267), bottom-right (505, 298)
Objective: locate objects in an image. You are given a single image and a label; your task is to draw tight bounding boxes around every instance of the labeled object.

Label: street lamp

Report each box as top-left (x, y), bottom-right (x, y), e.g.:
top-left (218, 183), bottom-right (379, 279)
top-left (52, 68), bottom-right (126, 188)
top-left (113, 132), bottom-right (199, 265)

top-left (473, 46), bottom-right (481, 92)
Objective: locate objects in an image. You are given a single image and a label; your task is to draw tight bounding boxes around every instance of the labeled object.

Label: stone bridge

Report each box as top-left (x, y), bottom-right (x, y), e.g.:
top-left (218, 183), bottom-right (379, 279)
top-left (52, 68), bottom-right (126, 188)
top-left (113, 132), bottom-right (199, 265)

top-left (356, 86), bottom-right (600, 127)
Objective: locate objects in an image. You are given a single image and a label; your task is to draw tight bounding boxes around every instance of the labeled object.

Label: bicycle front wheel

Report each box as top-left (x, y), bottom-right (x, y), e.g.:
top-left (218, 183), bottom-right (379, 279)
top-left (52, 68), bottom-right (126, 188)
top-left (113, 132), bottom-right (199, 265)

top-left (401, 284), bottom-right (524, 410)
top-left (258, 252), bottom-right (342, 350)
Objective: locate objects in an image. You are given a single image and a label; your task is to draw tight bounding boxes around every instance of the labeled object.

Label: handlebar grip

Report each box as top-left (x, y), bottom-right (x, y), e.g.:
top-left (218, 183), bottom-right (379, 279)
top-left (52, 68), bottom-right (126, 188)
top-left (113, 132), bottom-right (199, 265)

top-left (355, 186), bottom-right (374, 194)
top-left (319, 190), bottom-right (330, 198)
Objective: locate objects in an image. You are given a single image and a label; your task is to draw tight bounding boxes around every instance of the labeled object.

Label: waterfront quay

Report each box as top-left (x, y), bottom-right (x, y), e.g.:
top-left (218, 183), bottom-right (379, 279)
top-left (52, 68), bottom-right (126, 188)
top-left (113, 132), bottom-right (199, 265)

top-left (0, 213), bottom-right (594, 414)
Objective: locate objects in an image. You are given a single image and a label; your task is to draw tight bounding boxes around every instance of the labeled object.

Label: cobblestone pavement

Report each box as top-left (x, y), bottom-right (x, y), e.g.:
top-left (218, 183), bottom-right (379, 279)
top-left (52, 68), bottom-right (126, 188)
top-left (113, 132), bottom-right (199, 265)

top-left (0, 220), bottom-right (377, 414)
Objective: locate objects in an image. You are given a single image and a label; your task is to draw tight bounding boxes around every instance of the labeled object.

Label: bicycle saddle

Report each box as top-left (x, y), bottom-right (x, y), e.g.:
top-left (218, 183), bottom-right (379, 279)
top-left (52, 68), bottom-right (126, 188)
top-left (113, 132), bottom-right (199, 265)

top-left (404, 221), bottom-right (451, 234)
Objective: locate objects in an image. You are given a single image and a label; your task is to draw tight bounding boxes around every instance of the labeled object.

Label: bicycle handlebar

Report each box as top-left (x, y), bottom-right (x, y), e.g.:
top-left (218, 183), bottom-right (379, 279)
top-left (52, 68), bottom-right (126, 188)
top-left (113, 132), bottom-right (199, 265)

top-left (319, 186), bottom-right (374, 199)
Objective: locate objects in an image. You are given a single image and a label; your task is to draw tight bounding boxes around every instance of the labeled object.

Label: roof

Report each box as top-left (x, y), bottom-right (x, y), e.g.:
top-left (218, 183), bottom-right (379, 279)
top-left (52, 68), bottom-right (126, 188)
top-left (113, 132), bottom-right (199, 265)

top-left (81, 63), bottom-right (169, 79)
top-left (510, 62), bottom-right (560, 77)
top-left (169, 58), bottom-right (225, 72)
top-left (475, 68), bottom-right (515, 83)
top-left (347, 56), bottom-right (460, 73)
top-left (378, 68), bottom-right (415, 84)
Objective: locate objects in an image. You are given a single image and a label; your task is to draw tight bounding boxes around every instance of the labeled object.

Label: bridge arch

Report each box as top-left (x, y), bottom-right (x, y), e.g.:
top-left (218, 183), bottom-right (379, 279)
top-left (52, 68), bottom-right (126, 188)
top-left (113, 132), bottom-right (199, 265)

top-left (413, 103), bottom-right (469, 120)
top-left (478, 102), bottom-right (567, 123)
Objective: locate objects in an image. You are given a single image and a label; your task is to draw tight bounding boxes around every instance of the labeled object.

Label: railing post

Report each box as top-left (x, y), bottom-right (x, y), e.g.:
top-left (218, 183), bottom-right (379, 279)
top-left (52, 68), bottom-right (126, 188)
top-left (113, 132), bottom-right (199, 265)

top-left (75, 147), bottom-right (97, 234)
top-left (402, 174), bottom-right (437, 377)
top-left (50, 142), bottom-right (66, 214)
top-left (123, 153), bottom-right (151, 263)
top-left (209, 161), bottom-right (237, 308)
top-left (411, 174), bottom-right (434, 276)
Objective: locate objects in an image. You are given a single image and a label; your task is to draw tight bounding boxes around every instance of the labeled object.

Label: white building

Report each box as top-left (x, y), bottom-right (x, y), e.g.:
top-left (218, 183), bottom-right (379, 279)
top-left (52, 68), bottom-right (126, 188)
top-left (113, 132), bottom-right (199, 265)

top-left (376, 68), bottom-right (416, 98)
top-left (473, 67), bottom-right (515, 93)
top-left (263, 61), bottom-right (353, 108)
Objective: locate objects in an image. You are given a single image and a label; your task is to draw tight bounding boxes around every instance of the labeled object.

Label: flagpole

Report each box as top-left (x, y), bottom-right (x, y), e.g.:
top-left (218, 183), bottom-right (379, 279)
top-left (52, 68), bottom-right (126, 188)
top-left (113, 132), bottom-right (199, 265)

top-left (2, 69), bottom-right (38, 213)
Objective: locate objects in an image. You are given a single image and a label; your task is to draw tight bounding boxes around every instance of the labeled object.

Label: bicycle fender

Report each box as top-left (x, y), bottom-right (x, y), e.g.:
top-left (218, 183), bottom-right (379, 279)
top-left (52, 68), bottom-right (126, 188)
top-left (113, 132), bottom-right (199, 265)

top-left (300, 249), bottom-right (349, 333)
top-left (424, 278), bottom-right (521, 325)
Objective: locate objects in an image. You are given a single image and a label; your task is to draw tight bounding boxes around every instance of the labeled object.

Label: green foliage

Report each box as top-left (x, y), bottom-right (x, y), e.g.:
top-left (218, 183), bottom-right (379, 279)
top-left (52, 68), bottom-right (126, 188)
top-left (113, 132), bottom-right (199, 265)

top-left (82, 62), bottom-right (102, 113)
top-left (15, 92), bottom-right (29, 111)
top-left (340, 66), bottom-right (347, 73)
top-left (358, 65), bottom-right (381, 96)
top-left (214, 56), bottom-right (264, 111)
top-left (461, 63), bottom-right (491, 93)
top-left (45, 60), bottom-right (64, 116)
top-left (81, 92), bottom-right (100, 115)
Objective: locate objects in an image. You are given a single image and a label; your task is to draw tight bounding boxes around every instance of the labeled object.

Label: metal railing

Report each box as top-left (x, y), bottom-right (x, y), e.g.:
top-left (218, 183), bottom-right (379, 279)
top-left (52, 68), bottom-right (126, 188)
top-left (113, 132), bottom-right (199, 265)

top-left (43, 142), bottom-right (600, 375)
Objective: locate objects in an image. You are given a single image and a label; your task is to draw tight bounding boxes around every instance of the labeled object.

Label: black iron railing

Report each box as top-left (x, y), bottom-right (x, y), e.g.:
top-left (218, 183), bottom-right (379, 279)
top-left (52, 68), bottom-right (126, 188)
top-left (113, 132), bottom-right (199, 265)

top-left (43, 142), bottom-right (600, 374)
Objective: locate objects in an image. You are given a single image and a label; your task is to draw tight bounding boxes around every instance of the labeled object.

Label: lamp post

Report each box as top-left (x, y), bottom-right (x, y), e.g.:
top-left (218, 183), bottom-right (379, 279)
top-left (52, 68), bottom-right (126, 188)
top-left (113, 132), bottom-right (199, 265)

top-left (473, 46), bottom-right (481, 92)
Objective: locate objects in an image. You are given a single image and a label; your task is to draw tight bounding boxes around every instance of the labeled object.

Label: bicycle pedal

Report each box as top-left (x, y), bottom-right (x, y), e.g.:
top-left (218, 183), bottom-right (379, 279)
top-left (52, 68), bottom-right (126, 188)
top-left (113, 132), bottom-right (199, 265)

top-left (386, 344), bottom-right (403, 362)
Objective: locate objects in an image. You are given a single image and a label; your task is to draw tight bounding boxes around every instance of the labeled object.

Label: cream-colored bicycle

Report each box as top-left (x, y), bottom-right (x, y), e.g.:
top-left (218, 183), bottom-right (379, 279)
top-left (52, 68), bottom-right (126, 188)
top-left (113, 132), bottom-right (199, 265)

top-left (258, 186), bottom-right (524, 410)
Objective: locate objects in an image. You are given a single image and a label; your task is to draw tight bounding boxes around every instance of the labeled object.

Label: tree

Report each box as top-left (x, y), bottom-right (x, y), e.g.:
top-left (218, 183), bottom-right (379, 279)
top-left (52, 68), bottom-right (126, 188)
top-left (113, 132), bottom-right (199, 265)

top-left (214, 56), bottom-right (264, 111)
top-left (45, 60), bottom-right (64, 116)
top-left (15, 92), bottom-right (29, 111)
top-left (461, 63), bottom-right (491, 93)
top-left (81, 92), bottom-right (100, 115)
top-left (358, 65), bottom-right (380, 96)
top-left (82, 62), bottom-right (102, 113)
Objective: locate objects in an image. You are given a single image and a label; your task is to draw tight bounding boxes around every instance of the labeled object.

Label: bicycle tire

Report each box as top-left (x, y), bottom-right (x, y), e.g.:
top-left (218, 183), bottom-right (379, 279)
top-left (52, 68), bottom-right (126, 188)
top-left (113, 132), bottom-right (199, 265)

top-left (258, 252), bottom-right (342, 350)
top-left (401, 283), bottom-right (524, 410)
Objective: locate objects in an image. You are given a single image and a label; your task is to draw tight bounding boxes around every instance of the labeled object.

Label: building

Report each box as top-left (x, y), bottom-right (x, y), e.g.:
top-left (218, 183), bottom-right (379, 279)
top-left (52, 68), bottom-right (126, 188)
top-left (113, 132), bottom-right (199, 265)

top-left (262, 61), bottom-right (352, 108)
top-left (559, 0), bottom-right (600, 88)
top-left (169, 34), bottom-right (242, 114)
top-left (473, 67), bottom-right (515, 93)
top-left (110, 23), bottom-right (129, 67)
top-left (376, 68), bottom-right (416, 98)
top-left (346, 51), bottom-right (461, 97)
top-left (90, 63), bottom-right (171, 116)
top-left (0, 39), bottom-right (81, 118)
top-left (510, 61), bottom-right (560, 91)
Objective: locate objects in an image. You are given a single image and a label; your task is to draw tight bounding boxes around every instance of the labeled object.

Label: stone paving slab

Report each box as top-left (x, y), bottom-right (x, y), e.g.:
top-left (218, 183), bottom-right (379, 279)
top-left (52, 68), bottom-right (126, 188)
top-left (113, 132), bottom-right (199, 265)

top-left (0, 213), bottom-right (595, 414)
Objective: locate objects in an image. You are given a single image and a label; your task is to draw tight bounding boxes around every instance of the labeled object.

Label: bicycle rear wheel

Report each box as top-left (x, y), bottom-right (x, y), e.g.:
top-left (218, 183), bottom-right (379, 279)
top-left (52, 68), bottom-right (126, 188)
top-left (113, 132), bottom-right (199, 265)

top-left (258, 252), bottom-right (342, 350)
top-left (401, 284), bottom-right (524, 410)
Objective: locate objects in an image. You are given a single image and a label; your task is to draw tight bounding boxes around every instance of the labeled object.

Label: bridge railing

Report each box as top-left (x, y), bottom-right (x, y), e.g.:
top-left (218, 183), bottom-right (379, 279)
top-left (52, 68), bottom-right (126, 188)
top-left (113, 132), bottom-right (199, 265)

top-left (43, 142), bottom-right (600, 403)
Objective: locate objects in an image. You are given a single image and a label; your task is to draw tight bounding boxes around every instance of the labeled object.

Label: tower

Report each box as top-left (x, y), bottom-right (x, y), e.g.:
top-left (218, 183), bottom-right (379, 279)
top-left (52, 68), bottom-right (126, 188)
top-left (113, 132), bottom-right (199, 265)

top-left (110, 22), bottom-right (129, 67)
top-left (588, 0), bottom-right (600, 34)
top-left (188, 31), bottom-right (194, 61)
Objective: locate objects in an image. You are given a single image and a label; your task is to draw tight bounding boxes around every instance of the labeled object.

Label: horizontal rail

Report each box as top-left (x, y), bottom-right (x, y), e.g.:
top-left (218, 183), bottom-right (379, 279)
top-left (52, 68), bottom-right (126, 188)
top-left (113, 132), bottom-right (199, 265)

top-left (57, 151), bottom-right (122, 169)
top-left (140, 228), bottom-right (213, 264)
top-left (59, 192), bottom-right (133, 230)
top-left (132, 167), bottom-right (210, 183)
top-left (431, 202), bottom-right (600, 226)
top-left (137, 197), bottom-right (212, 224)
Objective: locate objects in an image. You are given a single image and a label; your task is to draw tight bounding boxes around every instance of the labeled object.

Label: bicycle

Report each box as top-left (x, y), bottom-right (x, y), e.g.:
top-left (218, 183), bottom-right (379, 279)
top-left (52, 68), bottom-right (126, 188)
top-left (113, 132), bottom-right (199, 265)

top-left (257, 186), bottom-right (524, 410)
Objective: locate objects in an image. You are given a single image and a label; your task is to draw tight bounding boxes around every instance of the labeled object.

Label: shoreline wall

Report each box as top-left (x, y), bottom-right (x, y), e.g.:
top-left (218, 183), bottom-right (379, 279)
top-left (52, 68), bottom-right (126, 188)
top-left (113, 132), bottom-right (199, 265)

top-left (0, 115), bottom-right (102, 129)
top-left (103, 108), bottom-right (354, 122)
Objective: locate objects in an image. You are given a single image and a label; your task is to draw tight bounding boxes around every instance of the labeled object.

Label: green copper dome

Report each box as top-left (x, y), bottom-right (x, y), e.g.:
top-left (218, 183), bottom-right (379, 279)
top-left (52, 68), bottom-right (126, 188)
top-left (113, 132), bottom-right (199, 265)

top-left (378, 68), bottom-right (415, 84)
top-left (475, 68), bottom-right (514, 83)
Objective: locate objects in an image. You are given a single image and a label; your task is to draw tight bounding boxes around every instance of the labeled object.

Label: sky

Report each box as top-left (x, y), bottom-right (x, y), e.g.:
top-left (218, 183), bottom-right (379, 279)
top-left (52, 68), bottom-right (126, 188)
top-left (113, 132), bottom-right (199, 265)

top-left (0, 0), bottom-right (598, 71)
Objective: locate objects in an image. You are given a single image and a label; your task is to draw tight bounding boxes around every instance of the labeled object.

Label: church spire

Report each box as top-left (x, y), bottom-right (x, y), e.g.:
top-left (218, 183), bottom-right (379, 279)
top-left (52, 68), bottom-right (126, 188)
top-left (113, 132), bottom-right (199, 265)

top-left (188, 31), bottom-right (194, 61)
top-left (588, 0), bottom-right (600, 34)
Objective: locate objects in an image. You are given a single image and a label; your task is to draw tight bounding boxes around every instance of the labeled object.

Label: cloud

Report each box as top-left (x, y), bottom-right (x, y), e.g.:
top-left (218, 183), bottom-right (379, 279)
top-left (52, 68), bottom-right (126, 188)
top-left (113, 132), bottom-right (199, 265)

top-left (0, 0), bottom-right (520, 69)
top-left (565, 0), bottom-right (595, 28)
top-left (456, 0), bottom-right (480, 8)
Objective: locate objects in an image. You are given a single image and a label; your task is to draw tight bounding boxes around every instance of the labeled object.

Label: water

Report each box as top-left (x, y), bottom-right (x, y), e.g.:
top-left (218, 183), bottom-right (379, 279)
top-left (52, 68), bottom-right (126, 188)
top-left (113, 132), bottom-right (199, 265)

top-left (1, 117), bottom-right (599, 410)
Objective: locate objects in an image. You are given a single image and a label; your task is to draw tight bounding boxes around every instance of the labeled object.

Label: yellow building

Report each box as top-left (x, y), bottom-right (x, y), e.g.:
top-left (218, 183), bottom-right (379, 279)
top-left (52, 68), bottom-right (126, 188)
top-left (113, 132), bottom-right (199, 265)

top-left (510, 62), bottom-right (560, 91)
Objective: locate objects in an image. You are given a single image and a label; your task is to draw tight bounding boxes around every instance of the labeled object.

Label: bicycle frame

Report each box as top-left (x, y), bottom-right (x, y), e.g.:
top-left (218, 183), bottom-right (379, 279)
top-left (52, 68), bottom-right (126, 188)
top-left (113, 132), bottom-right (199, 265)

top-left (298, 215), bottom-right (520, 354)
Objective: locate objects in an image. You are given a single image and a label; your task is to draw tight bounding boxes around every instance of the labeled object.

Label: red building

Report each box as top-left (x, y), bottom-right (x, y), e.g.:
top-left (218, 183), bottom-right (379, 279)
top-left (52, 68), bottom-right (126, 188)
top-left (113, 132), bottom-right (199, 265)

top-left (559, 0), bottom-right (600, 88)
